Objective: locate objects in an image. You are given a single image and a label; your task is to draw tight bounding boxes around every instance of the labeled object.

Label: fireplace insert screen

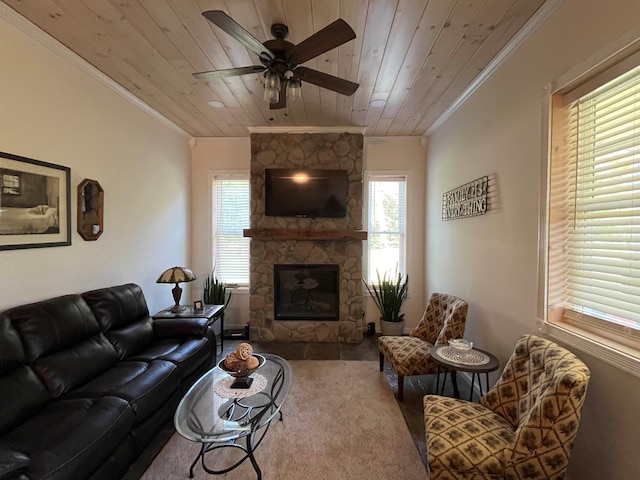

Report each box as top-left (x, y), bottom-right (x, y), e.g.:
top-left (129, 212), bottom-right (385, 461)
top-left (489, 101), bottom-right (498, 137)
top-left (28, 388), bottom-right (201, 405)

top-left (274, 264), bottom-right (339, 321)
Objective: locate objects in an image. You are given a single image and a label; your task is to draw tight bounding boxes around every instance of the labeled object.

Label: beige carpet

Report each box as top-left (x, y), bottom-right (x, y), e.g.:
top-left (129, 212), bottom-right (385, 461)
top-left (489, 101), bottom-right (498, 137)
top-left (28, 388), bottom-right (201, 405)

top-left (141, 360), bottom-right (428, 480)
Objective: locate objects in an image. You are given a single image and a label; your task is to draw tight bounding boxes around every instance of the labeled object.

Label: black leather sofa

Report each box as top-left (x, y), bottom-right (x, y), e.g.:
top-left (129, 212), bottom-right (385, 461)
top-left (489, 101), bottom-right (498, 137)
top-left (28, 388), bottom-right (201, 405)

top-left (0, 283), bottom-right (217, 480)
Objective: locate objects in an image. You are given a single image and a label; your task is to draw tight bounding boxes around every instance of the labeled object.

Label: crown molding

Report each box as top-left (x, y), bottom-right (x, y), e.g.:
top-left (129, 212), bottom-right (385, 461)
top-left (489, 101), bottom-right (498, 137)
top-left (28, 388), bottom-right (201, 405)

top-left (426, 0), bottom-right (567, 136)
top-left (1, 3), bottom-right (190, 139)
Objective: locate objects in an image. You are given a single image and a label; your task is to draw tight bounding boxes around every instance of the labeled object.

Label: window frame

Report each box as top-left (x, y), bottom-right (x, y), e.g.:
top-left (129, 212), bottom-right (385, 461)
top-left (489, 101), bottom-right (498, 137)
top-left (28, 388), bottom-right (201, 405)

top-left (1, 171), bottom-right (21, 196)
top-left (210, 170), bottom-right (250, 287)
top-left (540, 38), bottom-right (640, 378)
top-left (363, 171), bottom-right (408, 284)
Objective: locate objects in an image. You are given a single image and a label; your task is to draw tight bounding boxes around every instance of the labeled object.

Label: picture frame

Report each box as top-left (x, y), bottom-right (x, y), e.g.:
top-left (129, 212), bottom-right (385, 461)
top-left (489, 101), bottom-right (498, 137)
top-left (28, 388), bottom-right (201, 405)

top-left (193, 300), bottom-right (204, 311)
top-left (0, 151), bottom-right (71, 250)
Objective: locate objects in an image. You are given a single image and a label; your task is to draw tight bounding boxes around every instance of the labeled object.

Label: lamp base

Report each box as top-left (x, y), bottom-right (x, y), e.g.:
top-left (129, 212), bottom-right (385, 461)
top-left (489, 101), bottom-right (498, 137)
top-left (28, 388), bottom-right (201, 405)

top-left (170, 283), bottom-right (183, 313)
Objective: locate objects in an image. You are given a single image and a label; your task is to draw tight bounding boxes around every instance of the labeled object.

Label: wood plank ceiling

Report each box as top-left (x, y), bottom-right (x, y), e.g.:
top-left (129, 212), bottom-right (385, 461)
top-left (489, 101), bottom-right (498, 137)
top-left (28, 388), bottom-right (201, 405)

top-left (2, 0), bottom-right (547, 137)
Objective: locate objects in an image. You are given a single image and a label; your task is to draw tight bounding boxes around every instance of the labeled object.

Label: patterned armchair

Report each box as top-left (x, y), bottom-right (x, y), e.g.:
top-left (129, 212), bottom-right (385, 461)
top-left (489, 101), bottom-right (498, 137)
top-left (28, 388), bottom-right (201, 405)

top-left (378, 292), bottom-right (468, 401)
top-left (423, 334), bottom-right (591, 480)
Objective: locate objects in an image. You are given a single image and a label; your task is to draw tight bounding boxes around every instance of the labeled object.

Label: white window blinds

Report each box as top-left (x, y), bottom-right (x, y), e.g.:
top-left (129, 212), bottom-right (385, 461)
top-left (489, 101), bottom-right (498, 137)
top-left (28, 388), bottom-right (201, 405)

top-left (366, 175), bottom-right (407, 281)
top-left (212, 175), bottom-right (250, 284)
top-left (549, 63), bottom-right (640, 329)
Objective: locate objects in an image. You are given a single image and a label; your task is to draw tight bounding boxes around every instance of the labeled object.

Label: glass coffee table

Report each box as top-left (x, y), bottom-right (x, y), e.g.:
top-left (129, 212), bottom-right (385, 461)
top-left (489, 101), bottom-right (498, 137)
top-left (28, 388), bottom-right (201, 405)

top-left (174, 354), bottom-right (292, 479)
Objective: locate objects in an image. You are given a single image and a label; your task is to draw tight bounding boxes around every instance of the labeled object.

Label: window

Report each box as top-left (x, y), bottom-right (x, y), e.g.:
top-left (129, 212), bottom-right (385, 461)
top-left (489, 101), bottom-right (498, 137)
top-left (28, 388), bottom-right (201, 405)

top-left (546, 44), bottom-right (640, 372)
top-left (212, 174), bottom-right (250, 285)
top-left (1, 172), bottom-right (21, 195)
top-left (365, 174), bottom-right (407, 281)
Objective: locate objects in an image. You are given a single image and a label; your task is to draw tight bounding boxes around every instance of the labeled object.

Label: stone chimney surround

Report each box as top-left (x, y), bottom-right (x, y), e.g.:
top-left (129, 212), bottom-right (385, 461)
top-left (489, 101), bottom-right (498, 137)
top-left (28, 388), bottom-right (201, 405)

top-left (246, 132), bottom-right (365, 343)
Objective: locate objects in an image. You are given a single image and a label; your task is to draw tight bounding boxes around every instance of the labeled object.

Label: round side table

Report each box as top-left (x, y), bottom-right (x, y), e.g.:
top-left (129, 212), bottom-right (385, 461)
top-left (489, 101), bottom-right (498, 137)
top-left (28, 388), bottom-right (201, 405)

top-left (430, 345), bottom-right (500, 402)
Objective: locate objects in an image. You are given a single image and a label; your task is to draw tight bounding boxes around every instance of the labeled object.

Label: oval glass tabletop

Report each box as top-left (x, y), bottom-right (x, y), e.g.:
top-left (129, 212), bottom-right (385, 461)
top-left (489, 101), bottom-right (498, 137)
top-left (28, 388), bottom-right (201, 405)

top-left (174, 353), bottom-right (292, 443)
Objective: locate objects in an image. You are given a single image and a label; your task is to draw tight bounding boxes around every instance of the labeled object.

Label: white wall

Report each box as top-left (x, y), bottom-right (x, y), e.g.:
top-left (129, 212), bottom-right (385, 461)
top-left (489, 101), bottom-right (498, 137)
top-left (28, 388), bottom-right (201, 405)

top-left (0, 12), bottom-right (192, 313)
top-left (190, 136), bottom-right (427, 331)
top-left (425, 0), bottom-right (640, 478)
top-left (364, 136), bottom-right (427, 332)
top-left (191, 137), bottom-right (251, 327)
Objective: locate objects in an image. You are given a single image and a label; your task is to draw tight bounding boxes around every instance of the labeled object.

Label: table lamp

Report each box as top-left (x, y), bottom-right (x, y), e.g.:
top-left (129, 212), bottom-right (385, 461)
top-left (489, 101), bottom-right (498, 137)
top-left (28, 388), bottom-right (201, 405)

top-left (156, 266), bottom-right (196, 313)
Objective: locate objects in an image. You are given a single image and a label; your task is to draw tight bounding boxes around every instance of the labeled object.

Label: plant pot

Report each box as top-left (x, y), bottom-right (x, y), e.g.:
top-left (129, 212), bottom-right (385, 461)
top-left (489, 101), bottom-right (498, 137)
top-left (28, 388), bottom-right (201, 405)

top-left (380, 319), bottom-right (405, 336)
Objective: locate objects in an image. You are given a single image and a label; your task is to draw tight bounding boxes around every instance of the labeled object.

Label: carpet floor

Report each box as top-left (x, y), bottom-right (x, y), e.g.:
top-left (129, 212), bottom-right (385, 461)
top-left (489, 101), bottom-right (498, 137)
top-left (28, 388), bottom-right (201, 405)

top-left (140, 360), bottom-right (428, 480)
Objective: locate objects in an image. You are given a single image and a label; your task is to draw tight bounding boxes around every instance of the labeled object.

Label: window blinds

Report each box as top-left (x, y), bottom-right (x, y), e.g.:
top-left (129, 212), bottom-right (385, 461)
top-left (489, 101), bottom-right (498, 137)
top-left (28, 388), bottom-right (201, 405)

top-left (367, 176), bottom-right (407, 280)
top-left (212, 176), bottom-right (250, 284)
top-left (550, 65), bottom-right (640, 328)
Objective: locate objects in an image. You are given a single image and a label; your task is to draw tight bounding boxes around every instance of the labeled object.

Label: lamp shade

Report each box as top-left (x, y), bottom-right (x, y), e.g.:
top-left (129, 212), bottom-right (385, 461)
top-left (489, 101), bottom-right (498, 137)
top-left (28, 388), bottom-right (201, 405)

top-left (287, 79), bottom-right (302, 102)
top-left (156, 266), bottom-right (196, 284)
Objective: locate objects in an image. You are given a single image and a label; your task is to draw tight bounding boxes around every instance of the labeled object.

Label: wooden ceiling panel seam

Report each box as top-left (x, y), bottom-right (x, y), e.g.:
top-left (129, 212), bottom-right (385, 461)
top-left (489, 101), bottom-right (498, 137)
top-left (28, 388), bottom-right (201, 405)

top-left (350, 0), bottom-right (397, 126)
top-left (375, 0), bottom-right (456, 121)
top-left (370, 0), bottom-right (427, 102)
top-left (391, 0), bottom-right (486, 135)
top-left (123, 0), bottom-right (247, 122)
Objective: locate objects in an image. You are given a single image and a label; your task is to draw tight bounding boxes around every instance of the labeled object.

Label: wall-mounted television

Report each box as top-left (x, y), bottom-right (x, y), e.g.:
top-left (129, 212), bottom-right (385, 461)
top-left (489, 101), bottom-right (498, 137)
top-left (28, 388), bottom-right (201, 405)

top-left (265, 168), bottom-right (348, 218)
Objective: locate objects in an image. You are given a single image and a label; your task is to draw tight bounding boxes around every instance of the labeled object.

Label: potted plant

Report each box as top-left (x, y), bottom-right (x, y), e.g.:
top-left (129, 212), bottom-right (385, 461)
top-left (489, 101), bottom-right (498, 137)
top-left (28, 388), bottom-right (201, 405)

top-left (363, 268), bottom-right (409, 336)
top-left (203, 271), bottom-right (232, 308)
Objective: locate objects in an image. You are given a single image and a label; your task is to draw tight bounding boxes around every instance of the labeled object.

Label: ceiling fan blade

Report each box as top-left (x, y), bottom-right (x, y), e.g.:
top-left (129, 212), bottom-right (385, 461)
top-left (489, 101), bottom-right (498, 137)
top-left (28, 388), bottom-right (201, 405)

top-left (202, 10), bottom-right (274, 62)
top-left (294, 67), bottom-right (359, 96)
top-left (193, 65), bottom-right (266, 80)
top-left (286, 19), bottom-right (356, 65)
top-left (270, 93), bottom-right (287, 110)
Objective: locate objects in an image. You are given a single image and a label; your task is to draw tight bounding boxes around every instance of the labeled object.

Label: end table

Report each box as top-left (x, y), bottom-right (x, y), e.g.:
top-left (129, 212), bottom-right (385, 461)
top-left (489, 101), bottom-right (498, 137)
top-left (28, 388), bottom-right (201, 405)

top-left (152, 304), bottom-right (225, 355)
top-left (430, 345), bottom-right (500, 402)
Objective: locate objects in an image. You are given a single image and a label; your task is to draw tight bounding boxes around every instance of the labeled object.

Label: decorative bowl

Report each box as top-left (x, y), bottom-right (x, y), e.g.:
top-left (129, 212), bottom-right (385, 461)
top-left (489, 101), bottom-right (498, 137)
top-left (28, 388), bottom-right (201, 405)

top-left (448, 338), bottom-right (473, 354)
top-left (218, 354), bottom-right (266, 389)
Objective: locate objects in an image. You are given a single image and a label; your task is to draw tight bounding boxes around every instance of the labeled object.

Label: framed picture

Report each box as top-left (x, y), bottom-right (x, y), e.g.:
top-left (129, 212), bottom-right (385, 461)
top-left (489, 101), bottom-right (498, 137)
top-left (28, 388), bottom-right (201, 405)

top-left (193, 300), bottom-right (204, 311)
top-left (0, 151), bottom-right (71, 250)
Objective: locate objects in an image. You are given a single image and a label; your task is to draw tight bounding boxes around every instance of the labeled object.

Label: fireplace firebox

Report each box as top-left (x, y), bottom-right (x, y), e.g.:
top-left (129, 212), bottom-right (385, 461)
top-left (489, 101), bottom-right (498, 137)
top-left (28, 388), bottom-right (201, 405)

top-left (274, 264), bottom-right (340, 321)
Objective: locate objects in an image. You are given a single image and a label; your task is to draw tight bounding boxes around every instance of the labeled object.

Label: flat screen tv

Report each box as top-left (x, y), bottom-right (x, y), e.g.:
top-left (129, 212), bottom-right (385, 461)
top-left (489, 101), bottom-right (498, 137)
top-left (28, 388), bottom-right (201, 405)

top-left (265, 168), bottom-right (348, 218)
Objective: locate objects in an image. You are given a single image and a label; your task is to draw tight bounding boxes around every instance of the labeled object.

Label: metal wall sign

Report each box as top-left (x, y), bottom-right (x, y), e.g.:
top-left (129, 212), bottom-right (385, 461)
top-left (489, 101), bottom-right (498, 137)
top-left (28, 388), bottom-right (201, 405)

top-left (442, 176), bottom-right (488, 221)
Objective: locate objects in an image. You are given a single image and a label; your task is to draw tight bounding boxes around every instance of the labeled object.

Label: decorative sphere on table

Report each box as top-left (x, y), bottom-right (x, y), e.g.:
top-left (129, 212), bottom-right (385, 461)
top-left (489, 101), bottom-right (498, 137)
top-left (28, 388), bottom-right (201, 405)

top-left (236, 342), bottom-right (253, 360)
top-left (222, 343), bottom-right (261, 373)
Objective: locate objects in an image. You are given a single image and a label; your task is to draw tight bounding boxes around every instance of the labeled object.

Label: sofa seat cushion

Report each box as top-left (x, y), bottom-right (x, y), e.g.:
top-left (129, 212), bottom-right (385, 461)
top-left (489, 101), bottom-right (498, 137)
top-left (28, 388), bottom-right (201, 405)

top-left (66, 360), bottom-right (180, 425)
top-left (129, 337), bottom-right (212, 380)
top-left (378, 336), bottom-right (439, 376)
top-left (424, 395), bottom-right (514, 479)
top-left (1, 396), bottom-right (133, 480)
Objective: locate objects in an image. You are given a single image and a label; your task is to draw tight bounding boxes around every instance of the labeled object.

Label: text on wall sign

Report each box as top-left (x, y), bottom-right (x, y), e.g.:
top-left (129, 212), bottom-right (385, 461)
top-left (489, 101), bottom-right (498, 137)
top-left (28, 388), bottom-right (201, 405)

top-left (442, 176), bottom-right (488, 221)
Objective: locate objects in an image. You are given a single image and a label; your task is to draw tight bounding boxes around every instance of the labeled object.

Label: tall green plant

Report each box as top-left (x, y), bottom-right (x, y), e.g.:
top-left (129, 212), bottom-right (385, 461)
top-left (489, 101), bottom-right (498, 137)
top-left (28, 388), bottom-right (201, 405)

top-left (363, 269), bottom-right (408, 322)
top-left (203, 272), bottom-right (232, 307)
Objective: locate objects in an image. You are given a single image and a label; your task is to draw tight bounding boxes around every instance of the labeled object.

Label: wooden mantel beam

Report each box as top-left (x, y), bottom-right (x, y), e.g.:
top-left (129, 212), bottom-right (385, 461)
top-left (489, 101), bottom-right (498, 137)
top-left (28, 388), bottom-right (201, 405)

top-left (243, 229), bottom-right (367, 241)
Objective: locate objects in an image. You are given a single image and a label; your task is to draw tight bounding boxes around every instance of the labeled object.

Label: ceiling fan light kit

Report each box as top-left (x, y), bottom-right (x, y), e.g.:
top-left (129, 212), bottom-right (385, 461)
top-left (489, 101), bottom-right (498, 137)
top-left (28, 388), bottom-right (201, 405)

top-left (194, 10), bottom-right (359, 110)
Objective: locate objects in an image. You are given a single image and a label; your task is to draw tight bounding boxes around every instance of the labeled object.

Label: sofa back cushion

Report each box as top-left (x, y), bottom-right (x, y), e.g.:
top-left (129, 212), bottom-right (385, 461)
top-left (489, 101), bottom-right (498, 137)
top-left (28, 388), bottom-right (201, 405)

top-left (0, 314), bottom-right (51, 435)
top-left (82, 283), bottom-right (154, 358)
top-left (6, 294), bottom-right (119, 398)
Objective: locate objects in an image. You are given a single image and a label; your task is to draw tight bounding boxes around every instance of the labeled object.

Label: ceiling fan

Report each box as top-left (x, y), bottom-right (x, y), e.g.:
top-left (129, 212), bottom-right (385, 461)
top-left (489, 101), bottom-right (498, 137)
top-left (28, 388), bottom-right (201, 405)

top-left (193, 10), bottom-right (360, 110)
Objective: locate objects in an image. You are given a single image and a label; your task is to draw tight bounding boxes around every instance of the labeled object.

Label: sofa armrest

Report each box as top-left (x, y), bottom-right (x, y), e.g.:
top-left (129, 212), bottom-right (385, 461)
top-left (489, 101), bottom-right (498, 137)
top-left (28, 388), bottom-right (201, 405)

top-left (0, 449), bottom-right (29, 480)
top-left (152, 318), bottom-right (209, 338)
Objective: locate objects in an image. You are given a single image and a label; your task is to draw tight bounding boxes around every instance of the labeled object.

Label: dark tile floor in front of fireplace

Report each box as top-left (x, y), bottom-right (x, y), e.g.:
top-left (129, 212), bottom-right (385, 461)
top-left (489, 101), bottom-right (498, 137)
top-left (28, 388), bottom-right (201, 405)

top-left (221, 335), bottom-right (472, 468)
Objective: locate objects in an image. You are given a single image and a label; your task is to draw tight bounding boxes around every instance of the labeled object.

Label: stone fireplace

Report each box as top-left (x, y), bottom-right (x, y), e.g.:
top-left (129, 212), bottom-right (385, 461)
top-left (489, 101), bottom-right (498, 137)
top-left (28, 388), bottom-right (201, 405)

top-left (245, 132), bottom-right (365, 343)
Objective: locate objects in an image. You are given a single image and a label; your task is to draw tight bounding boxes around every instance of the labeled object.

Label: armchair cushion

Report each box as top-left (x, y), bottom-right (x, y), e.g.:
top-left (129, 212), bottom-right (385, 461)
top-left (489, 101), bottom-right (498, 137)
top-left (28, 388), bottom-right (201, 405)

top-left (424, 395), bottom-right (513, 478)
top-left (378, 336), bottom-right (438, 376)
